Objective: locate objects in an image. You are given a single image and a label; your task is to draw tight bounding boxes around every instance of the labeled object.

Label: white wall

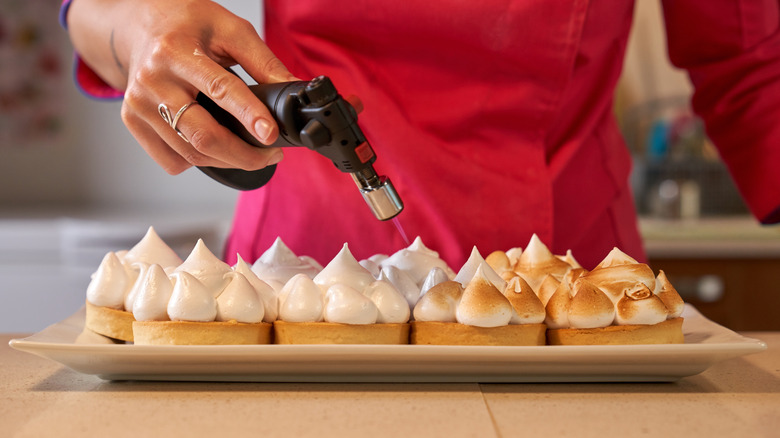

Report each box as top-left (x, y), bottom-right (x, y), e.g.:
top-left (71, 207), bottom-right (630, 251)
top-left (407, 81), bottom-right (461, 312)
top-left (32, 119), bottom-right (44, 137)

top-left (0, 0), bottom-right (261, 211)
top-left (0, 1), bottom-right (261, 332)
top-left (618, 0), bottom-right (692, 108)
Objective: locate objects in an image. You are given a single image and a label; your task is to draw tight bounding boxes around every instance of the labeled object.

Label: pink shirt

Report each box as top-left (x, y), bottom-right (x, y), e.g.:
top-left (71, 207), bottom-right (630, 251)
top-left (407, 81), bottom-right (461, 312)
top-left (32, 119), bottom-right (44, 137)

top-left (62, 0), bottom-right (780, 270)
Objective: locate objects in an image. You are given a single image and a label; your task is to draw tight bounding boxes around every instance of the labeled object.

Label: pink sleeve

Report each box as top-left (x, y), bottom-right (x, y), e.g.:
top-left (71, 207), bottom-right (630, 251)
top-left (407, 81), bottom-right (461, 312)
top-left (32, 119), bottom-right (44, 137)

top-left (663, 0), bottom-right (780, 224)
top-left (60, 0), bottom-right (124, 100)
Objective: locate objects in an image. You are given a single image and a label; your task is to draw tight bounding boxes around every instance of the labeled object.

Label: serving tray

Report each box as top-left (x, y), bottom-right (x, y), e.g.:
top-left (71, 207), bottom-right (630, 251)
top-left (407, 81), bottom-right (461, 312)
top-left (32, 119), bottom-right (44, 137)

top-left (9, 305), bottom-right (766, 382)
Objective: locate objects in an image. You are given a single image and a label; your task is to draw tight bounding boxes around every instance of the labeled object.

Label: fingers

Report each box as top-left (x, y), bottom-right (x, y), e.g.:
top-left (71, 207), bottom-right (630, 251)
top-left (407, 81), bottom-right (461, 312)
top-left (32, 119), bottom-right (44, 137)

top-left (174, 103), bottom-right (285, 170)
top-left (216, 16), bottom-right (299, 84)
top-left (115, 1), bottom-right (297, 174)
top-left (122, 88), bottom-right (284, 174)
top-left (122, 106), bottom-right (196, 175)
top-left (170, 16), bottom-right (296, 148)
top-left (171, 49), bottom-right (280, 149)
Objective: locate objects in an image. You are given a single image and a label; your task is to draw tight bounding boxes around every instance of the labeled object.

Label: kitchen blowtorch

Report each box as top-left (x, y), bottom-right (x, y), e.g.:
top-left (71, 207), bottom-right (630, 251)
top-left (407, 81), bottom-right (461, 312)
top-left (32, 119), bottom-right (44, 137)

top-left (195, 75), bottom-right (404, 221)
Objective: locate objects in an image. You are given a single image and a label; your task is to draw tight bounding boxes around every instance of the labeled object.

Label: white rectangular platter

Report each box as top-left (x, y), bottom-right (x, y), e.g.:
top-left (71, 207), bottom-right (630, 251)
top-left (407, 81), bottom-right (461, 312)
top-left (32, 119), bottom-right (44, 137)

top-left (9, 305), bottom-right (766, 382)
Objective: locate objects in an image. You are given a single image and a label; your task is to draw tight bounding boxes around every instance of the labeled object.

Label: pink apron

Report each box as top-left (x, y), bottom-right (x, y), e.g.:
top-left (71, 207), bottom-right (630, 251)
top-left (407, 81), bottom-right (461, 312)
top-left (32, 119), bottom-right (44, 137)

top-left (225, 0), bottom-right (645, 269)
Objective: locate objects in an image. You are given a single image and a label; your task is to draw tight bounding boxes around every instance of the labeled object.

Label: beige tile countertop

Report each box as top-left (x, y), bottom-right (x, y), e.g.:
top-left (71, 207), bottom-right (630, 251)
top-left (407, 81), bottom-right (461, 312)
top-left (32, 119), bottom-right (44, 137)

top-left (1, 332), bottom-right (778, 438)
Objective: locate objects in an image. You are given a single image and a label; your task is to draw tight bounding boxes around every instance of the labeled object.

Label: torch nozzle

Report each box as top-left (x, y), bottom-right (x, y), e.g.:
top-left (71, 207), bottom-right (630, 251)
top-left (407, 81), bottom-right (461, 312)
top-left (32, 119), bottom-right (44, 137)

top-left (351, 165), bottom-right (404, 221)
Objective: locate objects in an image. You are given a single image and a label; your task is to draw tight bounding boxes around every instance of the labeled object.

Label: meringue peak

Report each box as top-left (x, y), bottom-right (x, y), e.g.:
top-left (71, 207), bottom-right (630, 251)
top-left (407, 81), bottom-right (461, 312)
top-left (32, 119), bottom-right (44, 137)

top-left (519, 234), bottom-right (571, 269)
top-left (167, 271), bottom-right (217, 322)
top-left (313, 243), bottom-right (375, 293)
top-left (379, 236), bottom-right (454, 286)
top-left (455, 264), bottom-right (513, 327)
top-left (365, 280), bottom-right (410, 323)
top-left (515, 235), bottom-right (571, 292)
top-left (616, 283), bottom-right (669, 325)
top-left (123, 226), bottom-right (182, 268)
top-left (86, 251), bottom-right (130, 310)
top-left (234, 253), bottom-right (278, 323)
top-left (655, 270), bottom-right (685, 318)
top-left (407, 236), bottom-right (436, 255)
top-left (544, 279), bottom-right (572, 329)
top-left (595, 247), bottom-right (639, 269)
top-left (251, 239), bottom-right (321, 286)
top-left (216, 272), bottom-right (265, 323)
top-left (559, 249), bottom-right (582, 269)
top-left (278, 274), bottom-right (324, 322)
top-left (174, 239), bottom-right (231, 294)
top-left (258, 237), bottom-right (303, 266)
top-left (518, 234), bottom-right (557, 267)
top-left (503, 276), bottom-right (545, 324)
top-left (485, 250), bottom-right (512, 274)
top-left (568, 279), bottom-right (615, 329)
top-left (505, 247), bottom-right (523, 265)
top-left (454, 246), bottom-right (506, 291)
top-left (412, 281), bottom-right (464, 322)
top-left (324, 284), bottom-right (378, 324)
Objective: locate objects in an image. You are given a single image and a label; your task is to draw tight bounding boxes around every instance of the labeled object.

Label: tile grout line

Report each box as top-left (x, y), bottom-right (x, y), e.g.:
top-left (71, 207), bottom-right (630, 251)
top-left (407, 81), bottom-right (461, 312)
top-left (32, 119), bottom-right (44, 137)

top-left (478, 383), bottom-right (502, 438)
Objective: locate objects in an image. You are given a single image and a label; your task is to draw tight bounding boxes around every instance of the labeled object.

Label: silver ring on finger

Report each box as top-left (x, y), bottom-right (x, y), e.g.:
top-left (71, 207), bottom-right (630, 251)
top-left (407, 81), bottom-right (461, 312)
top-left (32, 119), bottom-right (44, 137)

top-left (158, 101), bottom-right (198, 143)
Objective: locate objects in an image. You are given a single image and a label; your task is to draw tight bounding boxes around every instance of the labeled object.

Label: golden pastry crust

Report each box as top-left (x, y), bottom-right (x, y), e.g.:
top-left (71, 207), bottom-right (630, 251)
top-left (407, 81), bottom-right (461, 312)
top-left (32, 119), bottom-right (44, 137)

top-left (273, 321), bottom-right (410, 344)
top-left (410, 321), bottom-right (546, 346)
top-left (546, 317), bottom-right (684, 345)
top-left (85, 300), bottom-right (135, 342)
top-left (132, 320), bottom-right (272, 345)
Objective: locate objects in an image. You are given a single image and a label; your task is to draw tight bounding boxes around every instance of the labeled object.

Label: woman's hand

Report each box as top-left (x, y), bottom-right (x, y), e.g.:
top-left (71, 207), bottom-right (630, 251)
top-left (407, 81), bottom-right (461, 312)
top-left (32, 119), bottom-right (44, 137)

top-left (67, 0), bottom-right (296, 175)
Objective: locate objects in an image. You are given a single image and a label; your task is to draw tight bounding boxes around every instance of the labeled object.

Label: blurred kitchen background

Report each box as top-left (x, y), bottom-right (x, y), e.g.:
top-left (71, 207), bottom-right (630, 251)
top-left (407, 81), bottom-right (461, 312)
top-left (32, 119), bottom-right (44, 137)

top-left (1, 1), bottom-right (778, 332)
top-left (0, 0), bottom-right (252, 332)
top-left (616, 2), bottom-right (780, 331)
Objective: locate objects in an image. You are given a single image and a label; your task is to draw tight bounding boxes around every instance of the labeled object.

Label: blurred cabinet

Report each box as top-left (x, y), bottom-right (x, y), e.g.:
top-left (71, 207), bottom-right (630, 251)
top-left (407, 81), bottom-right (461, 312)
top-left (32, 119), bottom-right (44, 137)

top-left (0, 211), bottom-right (230, 332)
top-left (649, 257), bottom-right (780, 331)
top-left (642, 217), bottom-right (780, 331)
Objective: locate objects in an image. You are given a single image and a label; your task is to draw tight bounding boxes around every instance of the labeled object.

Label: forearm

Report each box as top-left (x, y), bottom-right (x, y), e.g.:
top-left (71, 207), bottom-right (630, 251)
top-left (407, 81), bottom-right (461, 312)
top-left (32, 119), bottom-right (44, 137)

top-left (65, 0), bottom-right (136, 91)
top-left (662, 0), bottom-right (780, 224)
top-left (61, 0), bottom-right (294, 174)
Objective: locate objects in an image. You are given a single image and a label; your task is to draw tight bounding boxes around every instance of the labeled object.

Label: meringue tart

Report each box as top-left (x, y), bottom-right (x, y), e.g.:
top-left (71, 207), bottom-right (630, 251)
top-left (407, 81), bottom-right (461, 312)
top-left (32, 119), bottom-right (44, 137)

top-left (411, 274), bottom-right (547, 346)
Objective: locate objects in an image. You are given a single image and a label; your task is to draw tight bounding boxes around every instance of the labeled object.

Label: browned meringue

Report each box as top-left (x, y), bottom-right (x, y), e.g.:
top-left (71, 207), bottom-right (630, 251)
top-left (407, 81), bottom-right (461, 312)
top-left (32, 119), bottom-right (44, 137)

top-left (455, 265), bottom-right (514, 327)
top-left (615, 283), bottom-right (669, 325)
top-left (536, 274), bottom-right (560, 307)
top-left (505, 247), bottom-right (523, 266)
top-left (556, 249), bottom-right (583, 270)
top-left (582, 248), bottom-right (655, 303)
top-left (500, 270), bottom-right (519, 283)
top-left (485, 250), bottom-right (512, 275)
top-left (412, 281), bottom-right (464, 323)
top-left (567, 279), bottom-right (615, 329)
top-left (594, 247), bottom-right (640, 269)
top-left (515, 234), bottom-right (572, 292)
top-left (562, 268), bottom-right (587, 290)
top-left (544, 279), bottom-right (573, 329)
top-left (654, 270), bottom-right (685, 318)
top-left (503, 276), bottom-right (546, 324)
